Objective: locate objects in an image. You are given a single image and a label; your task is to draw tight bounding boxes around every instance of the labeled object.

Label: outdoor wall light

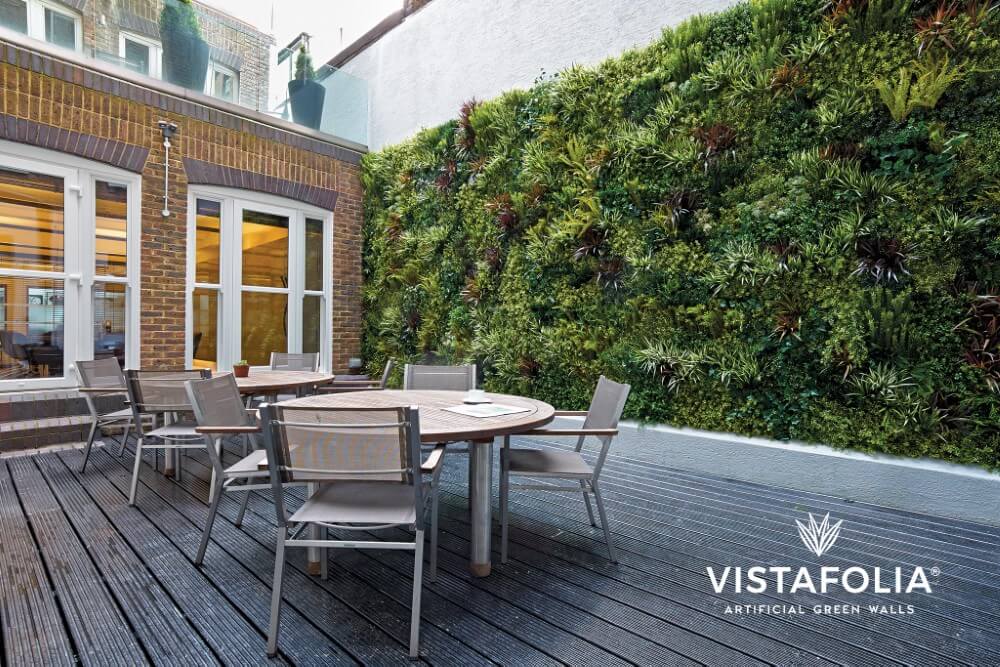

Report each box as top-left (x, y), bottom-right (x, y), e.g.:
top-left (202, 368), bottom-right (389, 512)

top-left (157, 120), bottom-right (178, 218)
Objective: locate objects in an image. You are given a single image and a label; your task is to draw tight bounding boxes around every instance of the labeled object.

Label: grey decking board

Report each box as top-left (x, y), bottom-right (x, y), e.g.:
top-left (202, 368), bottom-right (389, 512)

top-left (52, 447), bottom-right (305, 666)
top-left (77, 446), bottom-right (390, 666)
top-left (31, 453), bottom-right (219, 666)
top-left (0, 461), bottom-right (75, 667)
top-left (5, 455), bottom-right (150, 666)
top-left (438, 491), bottom-right (1000, 667)
top-left (117, 449), bottom-right (492, 667)
top-left (497, 469), bottom-right (1000, 625)
top-left (557, 436), bottom-right (1000, 541)
top-left (174, 446), bottom-right (637, 667)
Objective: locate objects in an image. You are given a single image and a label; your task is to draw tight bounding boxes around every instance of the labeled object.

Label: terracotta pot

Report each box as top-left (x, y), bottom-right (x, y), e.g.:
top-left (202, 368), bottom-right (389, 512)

top-left (232, 364), bottom-right (250, 378)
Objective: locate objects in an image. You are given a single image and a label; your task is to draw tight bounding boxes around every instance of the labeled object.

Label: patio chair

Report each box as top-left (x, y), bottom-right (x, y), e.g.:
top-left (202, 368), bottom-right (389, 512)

top-left (185, 373), bottom-right (265, 565)
top-left (269, 352), bottom-right (319, 371)
top-left (124, 369), bottom-right (211, 505)
top-left (403, 363), bottom-right (476, 392)
top-left (319, 358), bottom-right (395, 393)
top-left (500, 375), bottom-right (630, 563)
top-left (75, 357), bottom-right (134, 472)
top-left (259, 402), bottom-right (445, 660)
top-left (403, 363), bottom-right (476, 455)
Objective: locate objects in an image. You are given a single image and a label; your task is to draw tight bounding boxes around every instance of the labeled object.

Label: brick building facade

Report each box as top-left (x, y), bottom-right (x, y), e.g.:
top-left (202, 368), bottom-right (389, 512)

top-left (0, 35), bottom-right (364, 375)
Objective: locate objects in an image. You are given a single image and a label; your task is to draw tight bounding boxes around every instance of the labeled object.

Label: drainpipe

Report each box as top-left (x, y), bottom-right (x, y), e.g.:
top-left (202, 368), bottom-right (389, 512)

top-left (157, 120), bottom-right (178, 218)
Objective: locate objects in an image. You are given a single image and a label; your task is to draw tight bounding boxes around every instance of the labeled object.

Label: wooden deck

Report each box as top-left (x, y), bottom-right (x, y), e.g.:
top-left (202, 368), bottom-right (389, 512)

top-left (1, 432), bottom-right (999, 666)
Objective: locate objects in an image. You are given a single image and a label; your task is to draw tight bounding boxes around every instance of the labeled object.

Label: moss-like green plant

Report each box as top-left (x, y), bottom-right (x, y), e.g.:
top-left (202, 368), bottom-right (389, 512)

top-left (361, 0), bottom-right (1000, 468)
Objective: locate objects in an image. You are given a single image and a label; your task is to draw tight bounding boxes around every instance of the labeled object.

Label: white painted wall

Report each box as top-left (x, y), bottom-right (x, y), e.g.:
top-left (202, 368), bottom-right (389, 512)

top-left (341, 0), bottom-right (737, 149)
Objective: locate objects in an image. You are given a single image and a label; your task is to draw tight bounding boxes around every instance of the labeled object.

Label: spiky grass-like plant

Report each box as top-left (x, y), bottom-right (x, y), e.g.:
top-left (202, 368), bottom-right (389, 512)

top-left (958, 295), bottom-right (1000, 392)
top-left (915, 1), bottom-right (959, 56)
top-left (635, 341), bottom-right (704, 392)
top-left (853, 236), bottom-right (914, 283)
top-left (485, 193), bottom-right (518, 236)
top-left (692, 123), bottom-right (737, 173)
top-left (848, 362), bottom-right (915, 402)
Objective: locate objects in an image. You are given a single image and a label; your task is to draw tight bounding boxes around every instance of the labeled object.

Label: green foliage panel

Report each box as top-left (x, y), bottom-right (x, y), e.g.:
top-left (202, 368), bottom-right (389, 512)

top-left (361, 0), bottom-right (1000, 468)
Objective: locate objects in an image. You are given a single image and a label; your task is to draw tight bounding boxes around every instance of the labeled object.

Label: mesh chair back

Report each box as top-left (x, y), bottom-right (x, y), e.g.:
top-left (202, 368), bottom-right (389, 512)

top-left (185, 373), bottom-right (254, 429)
top-left (77, 357), bottom-right (126, 390)
top-left (125, 369), bottom-right (211, 414)
top-left (583, 376), bottom-right (631, 431)
top-left (403, 364), bottom-right (476, 391)
top-left (263, 404), bottom-right (422, 484)
top-left (379, 358), bottom-right (396, 389)
top-left (270, 352), bottom-right (319, 371)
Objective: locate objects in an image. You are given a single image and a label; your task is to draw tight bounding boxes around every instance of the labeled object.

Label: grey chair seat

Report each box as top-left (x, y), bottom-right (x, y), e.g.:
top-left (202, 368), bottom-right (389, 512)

top-left (224, 449), bottom-right (268, 477)
top-left (101, 407), bottom-right (133, 421)
top-left (507, 449), bottom-right (593, 478)
top-left (146, 421), bottom-right (200, 439)
top-left (291, 482), bottom-right (419, 525)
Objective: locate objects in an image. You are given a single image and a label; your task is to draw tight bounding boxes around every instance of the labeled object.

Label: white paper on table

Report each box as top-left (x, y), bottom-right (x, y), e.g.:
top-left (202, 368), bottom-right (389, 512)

top-left (441, 403), bottom-right (532, 418)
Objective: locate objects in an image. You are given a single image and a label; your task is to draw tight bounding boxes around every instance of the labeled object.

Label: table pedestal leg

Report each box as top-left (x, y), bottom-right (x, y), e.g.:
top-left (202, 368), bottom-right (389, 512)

top-left (306, 482), bottom-right (322, 575)
top-left (469, 439), bottom-right (493, 577)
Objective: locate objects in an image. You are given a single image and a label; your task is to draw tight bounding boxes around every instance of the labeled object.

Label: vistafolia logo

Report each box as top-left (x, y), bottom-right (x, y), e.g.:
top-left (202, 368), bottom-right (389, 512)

top-left (707, 512), bottom-right (938, 616)
top-left (795, 513), bottom-right (843, 557)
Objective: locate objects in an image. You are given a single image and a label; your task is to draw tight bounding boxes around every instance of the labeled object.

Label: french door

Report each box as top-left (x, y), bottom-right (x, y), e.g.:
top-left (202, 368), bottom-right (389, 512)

top-left (0, 142), bottom-right (140, 390)
top-left (187, 188), bottom-right (332, 372)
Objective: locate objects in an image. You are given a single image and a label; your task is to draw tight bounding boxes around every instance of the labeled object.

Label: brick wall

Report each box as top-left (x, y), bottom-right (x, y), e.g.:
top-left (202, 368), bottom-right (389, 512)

top-left (0, 39), bottom-right (365, 372)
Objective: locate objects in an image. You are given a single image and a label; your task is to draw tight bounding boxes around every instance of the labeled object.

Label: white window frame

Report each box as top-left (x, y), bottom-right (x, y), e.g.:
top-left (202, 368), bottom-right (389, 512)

top-left (27, 0), bottom-right (82, 53)
top-left (0, 140), bottom-right (141, 391)
top-left (207, 62), bottom-right (239, 103)
top-left (118, 30), bottom-right (161, 79)
top-left (185, 186), bottom-right (333, 373)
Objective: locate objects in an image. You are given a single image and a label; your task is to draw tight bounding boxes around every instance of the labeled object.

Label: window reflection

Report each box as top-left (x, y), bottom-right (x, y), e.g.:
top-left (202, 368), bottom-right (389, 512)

top-left (241, 291), bottom-right (287, 366)
top-left (0, 167), bottom-right (64, 272)
top-left (242, 209), bottom-right (288, 288)
top-left (195, 199), bottom-right (221, 284)
top-left (0, 277), bottom-right (64, 378)
top-left (93, 283), bottom-right (125, 364)
top-left (95, 180), bottom-right (127, 277)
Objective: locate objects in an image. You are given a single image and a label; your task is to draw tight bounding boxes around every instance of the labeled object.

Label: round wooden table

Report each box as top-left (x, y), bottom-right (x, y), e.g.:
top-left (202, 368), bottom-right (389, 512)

top-left (234, 370), bottom-right (335, 396)
top-left (280, 389), bottom-right (556, 577)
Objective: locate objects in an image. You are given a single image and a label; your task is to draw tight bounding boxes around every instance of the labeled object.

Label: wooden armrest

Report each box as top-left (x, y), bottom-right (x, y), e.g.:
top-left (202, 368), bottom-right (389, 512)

top-left (421, 445), bottom-right (446, 473)
top-left (195, 425), bottom-right (261, 434)
top-left (521, 428), bottom-right (618, 437)
top-left (77, 387), bottom-right (127, 394)
top-left (553, 410), bottom-right (589, 417)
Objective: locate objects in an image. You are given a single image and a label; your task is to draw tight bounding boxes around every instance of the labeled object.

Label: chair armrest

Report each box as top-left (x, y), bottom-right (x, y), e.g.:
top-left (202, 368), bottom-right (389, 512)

top-left (77, 387), bottom-right (127, 395)
top-left (520, 428), bottom-right (618, 437)
top-left (318, 384), bottom-right (382, 393)
top-left (421, 445), bottom-right (447, 473)
top-left (195, 425), bottom-right (261, 434)
top-left (553, 410), bottom-right (589, 417)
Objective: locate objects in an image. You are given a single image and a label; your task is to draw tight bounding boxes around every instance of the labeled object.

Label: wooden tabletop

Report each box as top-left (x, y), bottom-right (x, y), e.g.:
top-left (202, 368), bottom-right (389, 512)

top-left (277, 390), bottom-right (555, 443)
top-left (233, 370), bottom-right (335, 394)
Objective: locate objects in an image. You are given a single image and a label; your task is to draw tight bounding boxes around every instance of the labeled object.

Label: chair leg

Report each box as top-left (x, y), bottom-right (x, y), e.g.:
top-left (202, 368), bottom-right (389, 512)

top-left (235, 487), bottom-right (251, 527)
top-left (79, 420), bottom-right (99, 473)
top-left (196, 474), bottom-right (224, 566)
top-left (429, 487), bottom-right (439, 583)
top-left (128, 438), bottom-right (144, 506)
top-left (208, 439), bottom-right (221, 504)
top-left (320, 526), bottom-right (329, 581)
top-left (267, 525), bottom-right (288, 658)
top-left (592, 481), bottom-right (617, 563)
top-left (581, 479), bottom-right (597, 526)
top-left (499, 436), bottom-right (509, 564)
top-left (117, 421), bottom-right (131, 457)
top-left (409, 530), bottom-right (425, 659)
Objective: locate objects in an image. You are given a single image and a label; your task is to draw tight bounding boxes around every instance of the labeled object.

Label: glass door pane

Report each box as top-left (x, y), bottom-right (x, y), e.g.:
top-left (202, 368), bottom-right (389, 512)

top-left (242, 209), bottom-right (288, 287)
top-left (192, 287), bottom-right (218, 371)
top-left (92, 282), bottom-right (125, 364)
top-left (0, 167), bottom-right (68, 380)
top-left (240, 207), bottom-right (289, 365)
top-left (241, 291), bottom-right (287, 366)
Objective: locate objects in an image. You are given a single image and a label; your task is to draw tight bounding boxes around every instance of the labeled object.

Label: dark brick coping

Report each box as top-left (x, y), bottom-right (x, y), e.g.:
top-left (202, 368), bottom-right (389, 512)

top-left (1, 38), bottom-right (365, 166)
top-left (183, 158), bottom-right (339, 210)
top-left (0, 113), bottom-right (149, 172)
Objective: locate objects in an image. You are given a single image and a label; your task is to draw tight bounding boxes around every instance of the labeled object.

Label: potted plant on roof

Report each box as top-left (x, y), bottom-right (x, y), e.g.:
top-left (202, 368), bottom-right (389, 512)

top-left (288, 45), bottom-right (325, 130)
top-left (160, 0), bottom-right (210, 91)
top-left (232, 359), bottom-right (250, 378)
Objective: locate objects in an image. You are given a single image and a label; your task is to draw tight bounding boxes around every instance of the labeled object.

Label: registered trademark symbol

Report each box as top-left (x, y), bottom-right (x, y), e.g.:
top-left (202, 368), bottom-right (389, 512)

top-left (930, 567), bottom-right (941, 577)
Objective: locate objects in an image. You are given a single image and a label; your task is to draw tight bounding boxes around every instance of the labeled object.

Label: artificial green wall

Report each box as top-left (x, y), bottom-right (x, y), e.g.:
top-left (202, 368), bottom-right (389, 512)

top-left (361, 0), bottom-right (1000, 467)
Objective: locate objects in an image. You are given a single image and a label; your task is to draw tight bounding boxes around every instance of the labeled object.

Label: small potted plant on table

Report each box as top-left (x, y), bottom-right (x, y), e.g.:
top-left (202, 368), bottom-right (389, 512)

top-left (232, 360), bottom-right (250, 378)
top-left (288, 45), bottom-right (325, 130)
